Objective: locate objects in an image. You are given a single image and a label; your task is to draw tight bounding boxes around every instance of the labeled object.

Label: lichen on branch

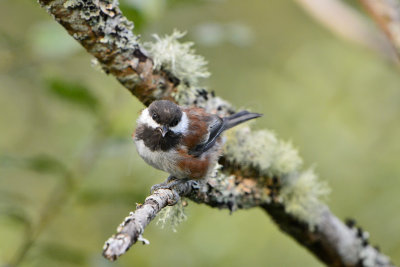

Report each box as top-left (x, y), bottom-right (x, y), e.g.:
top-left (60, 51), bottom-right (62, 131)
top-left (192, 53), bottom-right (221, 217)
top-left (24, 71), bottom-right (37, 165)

top-left (144, 30), bottom-right (210, 86)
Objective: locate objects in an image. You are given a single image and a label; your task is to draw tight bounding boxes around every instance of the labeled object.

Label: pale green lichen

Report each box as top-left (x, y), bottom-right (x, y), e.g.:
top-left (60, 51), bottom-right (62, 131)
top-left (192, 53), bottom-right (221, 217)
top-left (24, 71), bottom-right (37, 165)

top-left (63, 0), bottom-right (82, 9)
top-left (270, 140), bottom-right (303, 176)
top-left (144, 30), bottom-right (210, 87)
top-left (173, 84), bottom-right (235, 116)
top-left (157, 200), bottom-right (187, 232)
top-left (194, 163), bottom-right (271, 210)
top-left (280, 169), bottom-right (330, 228)
top-left (63, 0), bottom-right (138, 49)
top-left (224, 126), bottom-right (329, 226)
top-left (224, 126), bottom-right (303, 177)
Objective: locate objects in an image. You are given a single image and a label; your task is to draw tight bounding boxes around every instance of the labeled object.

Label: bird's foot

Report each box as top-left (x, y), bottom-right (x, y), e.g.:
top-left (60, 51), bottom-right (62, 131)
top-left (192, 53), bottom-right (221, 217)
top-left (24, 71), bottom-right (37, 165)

top-left (150, 176), bottom-right (188, 206)
top-left (150, 175), bottom-right (176, 192)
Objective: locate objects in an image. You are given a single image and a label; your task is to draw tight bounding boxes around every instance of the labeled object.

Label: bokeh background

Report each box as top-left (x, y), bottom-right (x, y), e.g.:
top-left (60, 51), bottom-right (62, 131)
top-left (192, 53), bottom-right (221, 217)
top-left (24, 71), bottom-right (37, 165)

top-left (1, 0), bottom-right (400, 266)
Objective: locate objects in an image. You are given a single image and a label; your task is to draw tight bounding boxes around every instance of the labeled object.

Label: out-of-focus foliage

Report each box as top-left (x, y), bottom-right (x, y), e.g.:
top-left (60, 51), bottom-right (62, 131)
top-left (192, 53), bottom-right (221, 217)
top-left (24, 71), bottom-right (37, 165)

top-left (119, 2), bottom-right (147, 31)
top-left (1, 0), bottom-right (400, 266)
top-left (47, 78), bottom-right (99, 112)
top-left (29, 22), bottom-right (81, 59)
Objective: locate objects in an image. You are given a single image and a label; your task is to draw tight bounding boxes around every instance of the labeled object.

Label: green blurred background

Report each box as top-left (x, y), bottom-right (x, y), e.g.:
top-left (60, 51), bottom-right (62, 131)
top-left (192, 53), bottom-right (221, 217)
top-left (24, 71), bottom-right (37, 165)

top-left (1, 0), bottom-right (400, 266)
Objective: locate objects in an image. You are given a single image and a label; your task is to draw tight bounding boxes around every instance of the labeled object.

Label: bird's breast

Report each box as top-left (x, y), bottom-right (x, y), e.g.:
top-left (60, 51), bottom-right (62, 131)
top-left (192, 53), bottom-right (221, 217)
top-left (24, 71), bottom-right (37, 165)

top-left (134, 139), bottom-right (188, 178)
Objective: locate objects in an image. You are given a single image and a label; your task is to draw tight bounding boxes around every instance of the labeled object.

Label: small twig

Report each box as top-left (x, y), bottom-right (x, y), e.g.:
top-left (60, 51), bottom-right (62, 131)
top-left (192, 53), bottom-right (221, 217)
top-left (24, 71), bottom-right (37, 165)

top-left (102, 182), bottom-right (192, 260)
top-left (294, 0), bottom-right (399, 62)
top-left (103, 190), bottom-right (175, 260)
top-left (360, 0), bottom-right (400, 58)
top-left (102, 176), bottom-right (268, 260)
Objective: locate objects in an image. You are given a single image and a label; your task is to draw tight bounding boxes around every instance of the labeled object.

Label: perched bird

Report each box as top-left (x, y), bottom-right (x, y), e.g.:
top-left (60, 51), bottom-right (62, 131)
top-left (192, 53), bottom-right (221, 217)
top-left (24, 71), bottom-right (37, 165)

top-left (134, 100), bottom-right (262, 191)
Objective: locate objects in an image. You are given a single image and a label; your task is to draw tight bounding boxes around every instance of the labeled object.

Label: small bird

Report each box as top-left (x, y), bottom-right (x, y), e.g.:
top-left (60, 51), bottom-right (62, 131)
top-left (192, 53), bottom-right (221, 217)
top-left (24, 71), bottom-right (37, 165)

top-left (134, 100), bottom-right (262, 191)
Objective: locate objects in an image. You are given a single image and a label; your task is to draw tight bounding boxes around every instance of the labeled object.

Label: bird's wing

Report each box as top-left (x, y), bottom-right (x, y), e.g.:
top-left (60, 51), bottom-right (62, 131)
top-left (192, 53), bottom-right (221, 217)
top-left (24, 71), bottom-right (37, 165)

top-left (187, 112), bottom-right (226, 157)
top-left (182, 107), bottom-right (262, 157)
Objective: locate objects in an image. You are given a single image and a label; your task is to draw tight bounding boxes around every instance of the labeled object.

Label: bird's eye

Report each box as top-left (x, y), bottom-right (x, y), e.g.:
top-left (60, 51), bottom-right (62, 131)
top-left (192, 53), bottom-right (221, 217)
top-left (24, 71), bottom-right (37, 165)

top-left (171, 119), bottom-right (179, 127)
top-left (152, 113), bottom-right (158, 120)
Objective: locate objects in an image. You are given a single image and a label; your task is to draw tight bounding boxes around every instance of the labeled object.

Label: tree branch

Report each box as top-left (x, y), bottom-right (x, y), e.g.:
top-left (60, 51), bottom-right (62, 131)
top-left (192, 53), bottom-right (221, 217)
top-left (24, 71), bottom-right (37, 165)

top-left (103, 175), bottom-right (269, 260)
top-left (38, 0), bottom-right (396, 266)
top-left (39, 0), bottom-right (178, 106)
top-left (294, 0), bottom-right (399, 63)
top-left (102, 187), bottom-right (187, 261)
top-left (360, 0), bottom-right (400, 59)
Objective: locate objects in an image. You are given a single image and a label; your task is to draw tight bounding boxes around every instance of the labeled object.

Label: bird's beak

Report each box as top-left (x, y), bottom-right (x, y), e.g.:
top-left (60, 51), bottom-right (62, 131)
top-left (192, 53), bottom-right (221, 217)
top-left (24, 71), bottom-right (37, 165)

top-left (158, 125), bottom-right (169, 137)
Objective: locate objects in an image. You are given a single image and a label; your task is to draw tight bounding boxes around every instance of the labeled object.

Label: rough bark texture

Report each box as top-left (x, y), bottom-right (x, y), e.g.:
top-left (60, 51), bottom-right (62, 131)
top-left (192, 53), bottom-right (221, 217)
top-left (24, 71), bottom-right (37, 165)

top-left (38, 0), bottom-right (396, 266)
top-left (102, 187), bottom-right (188, 261)
top-left (39, 0), bottom-right (178, 106)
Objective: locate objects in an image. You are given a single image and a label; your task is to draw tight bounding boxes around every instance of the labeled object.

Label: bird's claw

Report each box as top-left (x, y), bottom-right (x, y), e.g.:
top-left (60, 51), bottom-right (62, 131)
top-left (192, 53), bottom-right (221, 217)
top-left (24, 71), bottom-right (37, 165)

top-left (150, 181), bottom-right (169, 194)
top-left (150, 176), bottom-right (186, 206)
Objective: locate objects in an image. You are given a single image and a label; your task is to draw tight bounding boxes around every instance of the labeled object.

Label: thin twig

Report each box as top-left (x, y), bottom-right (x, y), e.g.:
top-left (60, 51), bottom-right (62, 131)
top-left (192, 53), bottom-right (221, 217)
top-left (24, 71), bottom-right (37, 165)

top-left (294, 0), bottom-right (399, 63)
top-left (360, 0), bottom-right (400, 58)
top-left (103, 177), bottom-right (269, 260)
top-left (102, 189), bottom-right (179, 261)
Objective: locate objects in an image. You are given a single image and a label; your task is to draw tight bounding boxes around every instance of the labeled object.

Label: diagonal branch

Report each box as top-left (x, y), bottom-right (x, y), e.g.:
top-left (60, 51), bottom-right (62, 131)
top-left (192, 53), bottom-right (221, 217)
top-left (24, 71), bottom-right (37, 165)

top-left (38, 0), bottom-right (396, 266)
top-left (102, 176), bottom-right (267, 260)
top-left (39, 0), bottom-right (178, 106)
top-left (102, 187), bottom-right (187, 261)
top-left (360, 0), bottom-right (400, 59)
top-left (294, 0), bottom-right (399, 63)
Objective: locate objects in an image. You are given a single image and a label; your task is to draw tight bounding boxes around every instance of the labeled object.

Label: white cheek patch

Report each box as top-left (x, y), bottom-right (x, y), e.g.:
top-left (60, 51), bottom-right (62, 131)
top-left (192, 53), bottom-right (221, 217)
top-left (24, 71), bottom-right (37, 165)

top-left (138, 108), bottom-right (160, 129)
top-left (170, 111), bottom-right (189, 134)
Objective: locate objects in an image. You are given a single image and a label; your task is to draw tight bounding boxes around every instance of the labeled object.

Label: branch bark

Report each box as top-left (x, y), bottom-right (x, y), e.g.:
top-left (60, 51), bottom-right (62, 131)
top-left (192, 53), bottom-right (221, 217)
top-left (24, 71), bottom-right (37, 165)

top-left (102, 187), bottom-right (186, 261)
top-left (38, 0), bottom-right (396, 266)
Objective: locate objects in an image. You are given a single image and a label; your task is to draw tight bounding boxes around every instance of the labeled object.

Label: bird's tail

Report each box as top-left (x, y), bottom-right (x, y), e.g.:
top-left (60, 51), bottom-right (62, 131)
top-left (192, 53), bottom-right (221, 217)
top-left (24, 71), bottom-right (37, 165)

top-left (224, 110), bottom-right (262, 130)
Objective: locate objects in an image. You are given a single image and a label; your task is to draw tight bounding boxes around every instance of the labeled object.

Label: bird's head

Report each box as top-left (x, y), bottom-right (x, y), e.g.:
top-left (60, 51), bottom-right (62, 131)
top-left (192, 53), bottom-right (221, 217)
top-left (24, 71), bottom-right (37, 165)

top-left (138, 100), bottom-right (188, 137)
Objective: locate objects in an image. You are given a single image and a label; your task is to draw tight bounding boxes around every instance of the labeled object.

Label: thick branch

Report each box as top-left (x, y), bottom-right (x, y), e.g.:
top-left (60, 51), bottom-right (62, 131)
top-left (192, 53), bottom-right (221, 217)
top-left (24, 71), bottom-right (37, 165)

top-left (38, 0), bottom-right (178, 106)
top-left (264, 204), bottom-right (393, 267)
top-left (38, 1), bottom-right (396, 266)
top-left (103, 173), bottom-right (394, 266)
